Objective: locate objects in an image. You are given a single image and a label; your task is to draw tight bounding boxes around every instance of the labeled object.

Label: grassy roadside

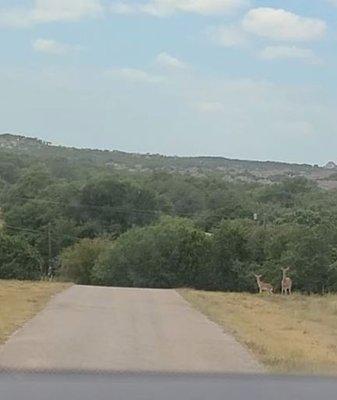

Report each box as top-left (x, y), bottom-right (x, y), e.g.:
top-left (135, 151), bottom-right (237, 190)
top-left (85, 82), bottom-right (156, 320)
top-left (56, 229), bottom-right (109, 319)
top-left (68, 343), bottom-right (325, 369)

top-left (179, 289), bottom-right (337, 375)
top-left (0, 280), bottom-right (71, 345)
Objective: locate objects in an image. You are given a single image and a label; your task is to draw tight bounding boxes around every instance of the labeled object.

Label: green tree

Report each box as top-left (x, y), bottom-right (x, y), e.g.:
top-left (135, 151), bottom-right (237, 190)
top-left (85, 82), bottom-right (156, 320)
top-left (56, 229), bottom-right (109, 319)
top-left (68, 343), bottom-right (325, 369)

top-left (77, 176), bottom-right (159, 234)
top-left (208, 220), bottom-right (256, 291)
top-left (0, 232), bottom-right (41, 280)
top-left (93, 217), bottom-right (210, 288)
top-left (59, 238), bottom-right (110, 284)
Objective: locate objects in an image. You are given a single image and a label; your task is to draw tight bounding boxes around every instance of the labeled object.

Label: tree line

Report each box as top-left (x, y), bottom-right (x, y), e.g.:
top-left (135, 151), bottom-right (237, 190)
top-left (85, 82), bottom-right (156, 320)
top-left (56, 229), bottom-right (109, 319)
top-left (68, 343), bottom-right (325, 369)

top-left (1, 150), bottom-right (337, 293)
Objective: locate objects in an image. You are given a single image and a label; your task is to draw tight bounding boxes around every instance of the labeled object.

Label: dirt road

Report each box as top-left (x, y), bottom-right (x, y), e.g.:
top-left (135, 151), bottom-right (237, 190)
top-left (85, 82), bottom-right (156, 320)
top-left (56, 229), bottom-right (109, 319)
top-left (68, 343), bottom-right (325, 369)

top-left (0, 286), bottom-right (262, 373)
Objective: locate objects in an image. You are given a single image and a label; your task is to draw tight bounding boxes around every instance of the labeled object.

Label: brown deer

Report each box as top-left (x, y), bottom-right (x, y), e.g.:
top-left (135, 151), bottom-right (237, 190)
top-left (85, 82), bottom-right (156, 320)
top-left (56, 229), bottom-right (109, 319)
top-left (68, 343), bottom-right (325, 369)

top-left (254, 274), bottom-right (274, 294)
top-left (281, 267), bottom-right (292, 295)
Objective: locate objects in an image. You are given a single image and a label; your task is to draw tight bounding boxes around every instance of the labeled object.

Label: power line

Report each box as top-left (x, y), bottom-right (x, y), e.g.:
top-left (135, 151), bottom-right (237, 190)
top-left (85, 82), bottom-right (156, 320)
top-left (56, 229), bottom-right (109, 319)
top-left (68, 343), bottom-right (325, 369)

top-left (5, 224), bottom-right (83, 241)
top-left (0, 195), bottom-right (194, 216)
top-left (5, 222), bottom-right (127, 242)
top-left (0, 195), bottom-right (163, 215)
top-left (5, 224), bottom-right (44, 235)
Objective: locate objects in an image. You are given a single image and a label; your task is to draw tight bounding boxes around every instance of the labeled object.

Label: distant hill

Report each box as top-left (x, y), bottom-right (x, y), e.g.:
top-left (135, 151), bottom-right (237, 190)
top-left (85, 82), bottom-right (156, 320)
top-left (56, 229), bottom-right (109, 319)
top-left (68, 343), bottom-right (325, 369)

top-left (1, 133), bottom-right (336, 189)
top-left (324, 161), bottom-right (337, 170)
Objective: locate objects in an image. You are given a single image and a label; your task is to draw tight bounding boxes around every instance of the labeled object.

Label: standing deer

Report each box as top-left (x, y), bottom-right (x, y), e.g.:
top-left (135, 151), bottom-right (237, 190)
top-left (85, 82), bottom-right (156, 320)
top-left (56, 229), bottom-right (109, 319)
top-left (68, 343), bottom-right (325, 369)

top-left (281, 267), bottom-right (292, 295)
top-left (254, 274), bottom-right (274, 294)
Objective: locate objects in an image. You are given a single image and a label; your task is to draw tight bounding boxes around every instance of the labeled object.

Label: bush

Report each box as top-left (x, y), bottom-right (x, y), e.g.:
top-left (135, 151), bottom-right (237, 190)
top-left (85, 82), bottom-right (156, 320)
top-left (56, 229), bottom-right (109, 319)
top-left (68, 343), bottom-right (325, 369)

top-left (0, 233), bottom-right (42, 280)
top-left (59, 238), bottom-right (110, 284)
top-left (92, 217), bottom-right (211, 288)
top-left (206, 220), bottom-right (258, 291)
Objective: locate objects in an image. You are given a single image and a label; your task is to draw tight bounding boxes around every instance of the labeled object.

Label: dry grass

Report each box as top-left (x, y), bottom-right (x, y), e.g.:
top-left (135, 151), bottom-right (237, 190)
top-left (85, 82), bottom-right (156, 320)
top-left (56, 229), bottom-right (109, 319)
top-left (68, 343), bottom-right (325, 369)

top-left (0, 280), bottom-right (71, 345)
top-left (179, 290), bottom-right (337, 375)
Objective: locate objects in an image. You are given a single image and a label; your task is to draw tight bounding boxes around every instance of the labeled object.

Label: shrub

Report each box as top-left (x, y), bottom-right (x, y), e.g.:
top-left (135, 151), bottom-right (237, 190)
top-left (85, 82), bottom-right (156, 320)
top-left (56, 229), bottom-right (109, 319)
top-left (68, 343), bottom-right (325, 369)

top-left (59, 238), bottom-right (110, 284)
top-left (0, 233), bottom-right (42, 280)
top-left (92, 217), bottom-right (211, 288)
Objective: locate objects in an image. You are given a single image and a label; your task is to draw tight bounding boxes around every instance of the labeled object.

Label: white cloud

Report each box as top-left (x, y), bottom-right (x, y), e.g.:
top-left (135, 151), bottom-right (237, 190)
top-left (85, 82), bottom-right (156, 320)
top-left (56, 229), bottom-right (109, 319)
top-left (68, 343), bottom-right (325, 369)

top-left (196, 101), bottom-right (225, 113)
top-left (109, 2), bottom-right (135, 14)
top-left (33, 39), bottom-right (79, 55)
top-left (208, 25), bottom-right (248, 47)
top-left (106, 68), bottom-right (164, 83)
top-left (111, 0), bottom-right (249, 17)
top-left (242, 8), bottom-right (326, 42)
top-left (156, 52), bottom-right (187, 69)
top-left (0, 0), bottom-right (103, 28)
top-left (260, 45), bottom-right (321, 64)
top-left (0, 9), bottom-right (31, 28)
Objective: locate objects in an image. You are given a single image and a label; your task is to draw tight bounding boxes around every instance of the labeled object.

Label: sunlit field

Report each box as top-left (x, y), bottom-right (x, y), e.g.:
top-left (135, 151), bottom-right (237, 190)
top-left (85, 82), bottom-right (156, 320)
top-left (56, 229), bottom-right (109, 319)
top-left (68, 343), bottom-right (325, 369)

top-left (0, 280), bottom-right (71, 345)
top-left (180, 290), bottom-right (337, 375)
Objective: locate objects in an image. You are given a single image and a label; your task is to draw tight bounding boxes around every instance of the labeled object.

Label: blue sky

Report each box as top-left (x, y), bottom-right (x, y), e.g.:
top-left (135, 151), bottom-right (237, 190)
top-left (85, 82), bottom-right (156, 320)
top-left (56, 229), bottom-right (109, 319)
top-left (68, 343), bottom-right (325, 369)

top-left (0, 1), bottom-right (336, 164)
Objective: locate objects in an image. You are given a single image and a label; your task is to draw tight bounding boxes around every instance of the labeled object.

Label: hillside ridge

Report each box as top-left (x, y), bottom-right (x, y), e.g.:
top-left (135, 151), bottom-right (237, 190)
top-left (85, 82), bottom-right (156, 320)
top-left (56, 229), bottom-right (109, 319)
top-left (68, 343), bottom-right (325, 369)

top-left (1, 133), bottom-right (336, 188)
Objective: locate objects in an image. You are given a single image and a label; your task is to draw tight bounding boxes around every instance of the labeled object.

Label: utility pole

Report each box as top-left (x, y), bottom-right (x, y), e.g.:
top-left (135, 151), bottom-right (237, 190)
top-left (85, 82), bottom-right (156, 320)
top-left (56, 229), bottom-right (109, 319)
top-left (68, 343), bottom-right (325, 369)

top-left (48, 223), bottom-right (52, 280)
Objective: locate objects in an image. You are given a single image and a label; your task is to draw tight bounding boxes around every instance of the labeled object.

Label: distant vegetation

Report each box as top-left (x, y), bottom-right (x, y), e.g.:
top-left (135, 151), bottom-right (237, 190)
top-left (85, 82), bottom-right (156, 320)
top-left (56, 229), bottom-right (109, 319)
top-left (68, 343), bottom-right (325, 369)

top-left (1, 134), bottom-right (337, 293)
